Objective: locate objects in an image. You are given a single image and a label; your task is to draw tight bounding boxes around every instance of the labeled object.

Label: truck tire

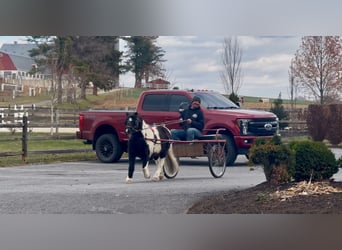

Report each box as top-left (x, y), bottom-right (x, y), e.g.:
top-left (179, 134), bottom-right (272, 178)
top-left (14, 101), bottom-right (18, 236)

top-left (222, 134), bottom-right (237, 166)
top-left (95, 133), bottom-right (123, 163)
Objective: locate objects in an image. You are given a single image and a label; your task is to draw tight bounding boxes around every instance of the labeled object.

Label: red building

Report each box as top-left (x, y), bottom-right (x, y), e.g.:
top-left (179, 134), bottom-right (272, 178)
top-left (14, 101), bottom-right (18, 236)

top-left (0, 42), bottom-right (39, 81)
top-left (145, 78), bottom-right (170, 89)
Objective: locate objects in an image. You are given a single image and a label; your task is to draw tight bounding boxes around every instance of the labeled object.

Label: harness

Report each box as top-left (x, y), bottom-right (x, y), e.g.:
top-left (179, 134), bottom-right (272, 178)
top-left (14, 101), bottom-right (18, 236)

top-left (125, 116), bottom-right (174, 145)
top-left (144, 127), bottom-right (159, 144)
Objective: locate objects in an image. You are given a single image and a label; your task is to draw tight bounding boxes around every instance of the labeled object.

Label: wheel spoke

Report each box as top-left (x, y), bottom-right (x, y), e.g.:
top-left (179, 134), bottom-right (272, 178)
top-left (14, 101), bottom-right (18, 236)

top-left (208, 144), bottom-right (226, 178)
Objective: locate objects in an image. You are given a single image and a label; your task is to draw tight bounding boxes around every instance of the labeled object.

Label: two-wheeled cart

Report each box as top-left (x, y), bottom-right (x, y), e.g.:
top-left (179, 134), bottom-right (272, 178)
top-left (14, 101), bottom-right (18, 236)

top-left (164, 129), bottom-right (227, 178)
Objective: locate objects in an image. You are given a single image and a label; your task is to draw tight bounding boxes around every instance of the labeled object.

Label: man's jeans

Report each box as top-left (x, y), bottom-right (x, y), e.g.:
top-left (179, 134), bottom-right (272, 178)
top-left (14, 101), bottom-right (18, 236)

top-left (171, 128), bottom-right (202, 141)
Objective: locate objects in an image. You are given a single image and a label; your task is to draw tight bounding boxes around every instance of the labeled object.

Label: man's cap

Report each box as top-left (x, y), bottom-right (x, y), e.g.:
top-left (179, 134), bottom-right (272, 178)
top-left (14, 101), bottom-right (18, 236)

top-left (192, 96), bottom-right (201, 104)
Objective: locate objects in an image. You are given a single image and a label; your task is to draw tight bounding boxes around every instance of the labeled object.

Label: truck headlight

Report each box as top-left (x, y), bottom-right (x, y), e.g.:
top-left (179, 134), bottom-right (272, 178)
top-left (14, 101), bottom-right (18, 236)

top-left (237, 119), bottom-right (249, 135)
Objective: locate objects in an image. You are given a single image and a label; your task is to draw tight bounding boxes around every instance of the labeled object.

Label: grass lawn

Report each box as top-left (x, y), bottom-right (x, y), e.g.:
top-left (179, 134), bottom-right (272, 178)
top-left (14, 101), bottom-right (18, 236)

top-left (0, 132), bottom-right (97, 167)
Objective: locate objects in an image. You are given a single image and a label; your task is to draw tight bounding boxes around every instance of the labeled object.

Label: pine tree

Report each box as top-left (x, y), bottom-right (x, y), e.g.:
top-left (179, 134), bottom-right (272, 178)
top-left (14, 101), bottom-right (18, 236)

top-left (270, 93), bottom-right (288, 129)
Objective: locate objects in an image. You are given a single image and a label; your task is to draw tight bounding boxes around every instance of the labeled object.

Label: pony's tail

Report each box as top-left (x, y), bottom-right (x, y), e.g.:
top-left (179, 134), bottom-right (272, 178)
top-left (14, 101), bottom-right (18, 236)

top-left (164, 144), bottom-right (179, 176)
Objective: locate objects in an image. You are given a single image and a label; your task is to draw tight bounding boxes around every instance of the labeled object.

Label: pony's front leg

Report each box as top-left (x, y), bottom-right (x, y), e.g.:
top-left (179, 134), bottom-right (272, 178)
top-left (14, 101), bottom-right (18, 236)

top-left (126, 155), bottom-right (136, 184)
top-left (152, 158), bottom-right (165, 181)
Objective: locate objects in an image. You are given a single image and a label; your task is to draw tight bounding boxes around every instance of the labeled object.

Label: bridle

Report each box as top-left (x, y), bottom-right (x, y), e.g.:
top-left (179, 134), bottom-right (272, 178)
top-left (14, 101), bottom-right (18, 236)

top-left (125, 115), bottom-right (143, 134)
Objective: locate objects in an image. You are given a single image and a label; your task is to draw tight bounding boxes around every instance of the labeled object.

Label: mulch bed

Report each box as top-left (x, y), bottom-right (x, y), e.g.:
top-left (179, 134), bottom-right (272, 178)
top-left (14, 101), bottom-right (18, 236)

top-left (186, 181), bottom-right (342, 214)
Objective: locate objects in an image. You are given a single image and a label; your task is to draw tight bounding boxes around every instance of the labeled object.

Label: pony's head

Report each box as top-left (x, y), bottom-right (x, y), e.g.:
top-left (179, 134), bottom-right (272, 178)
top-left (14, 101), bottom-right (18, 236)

top-left (125, 112), bottom-right (143, 135)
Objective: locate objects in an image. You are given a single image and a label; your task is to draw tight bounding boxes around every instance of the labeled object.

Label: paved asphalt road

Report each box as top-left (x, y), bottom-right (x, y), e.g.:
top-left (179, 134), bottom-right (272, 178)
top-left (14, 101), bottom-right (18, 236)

top-left (0, 148), bottom-right (342, 214)
top-left (0, 155), bottom-right (264, 214)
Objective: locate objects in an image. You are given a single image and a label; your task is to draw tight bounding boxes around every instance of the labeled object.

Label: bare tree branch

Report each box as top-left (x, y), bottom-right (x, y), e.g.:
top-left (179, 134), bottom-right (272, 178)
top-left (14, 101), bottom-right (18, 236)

top-left (292, 36), bottom-right (342, 104)
top-left (220, 37), bottom-right (243, 95)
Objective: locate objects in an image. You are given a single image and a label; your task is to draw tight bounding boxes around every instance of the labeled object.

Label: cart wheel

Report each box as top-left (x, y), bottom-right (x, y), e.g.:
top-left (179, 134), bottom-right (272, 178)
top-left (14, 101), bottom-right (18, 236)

top-left (208, 143), bottom-right (226, 178)
top-left (163, 165), bottom-right (179, 179)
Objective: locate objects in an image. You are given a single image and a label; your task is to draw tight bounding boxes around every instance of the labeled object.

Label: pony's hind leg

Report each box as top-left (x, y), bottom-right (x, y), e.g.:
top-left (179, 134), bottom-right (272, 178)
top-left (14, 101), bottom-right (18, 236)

top-left (142, 158), bottom-right (151, 179)
top-left (152, 158), bottom-right (165, 181)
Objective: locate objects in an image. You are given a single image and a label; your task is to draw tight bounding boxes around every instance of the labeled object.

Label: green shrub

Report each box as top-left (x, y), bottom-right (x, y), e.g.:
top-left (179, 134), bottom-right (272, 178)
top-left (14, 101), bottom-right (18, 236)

top-left (288, 140), bottom-right (338, 182)
top-left (337, 156), bottom-right (342, 169)
top-left (228, 92), bottom-right (240, 103)
top-left (248, 135), bottom-right (295, 185)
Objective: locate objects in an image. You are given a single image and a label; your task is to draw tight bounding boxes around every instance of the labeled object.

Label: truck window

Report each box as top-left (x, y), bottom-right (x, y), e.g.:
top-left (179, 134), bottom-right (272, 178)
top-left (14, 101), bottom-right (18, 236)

top-left (142, 94), bottom-right (169, 111)
top-left (169, 94), bottom-right (190, 112)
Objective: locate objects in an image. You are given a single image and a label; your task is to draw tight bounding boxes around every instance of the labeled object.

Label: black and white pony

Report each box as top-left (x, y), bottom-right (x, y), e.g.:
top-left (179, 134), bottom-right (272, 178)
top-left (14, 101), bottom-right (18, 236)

top-left (124, 112), bottom-right (179, 184)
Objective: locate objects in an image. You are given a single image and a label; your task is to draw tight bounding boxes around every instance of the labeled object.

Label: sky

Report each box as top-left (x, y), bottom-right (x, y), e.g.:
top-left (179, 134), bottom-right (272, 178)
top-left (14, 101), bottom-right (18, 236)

top-left (1, 1), bottom-right (342, 100)
top-left (0, 35), bottom-right (304, 99)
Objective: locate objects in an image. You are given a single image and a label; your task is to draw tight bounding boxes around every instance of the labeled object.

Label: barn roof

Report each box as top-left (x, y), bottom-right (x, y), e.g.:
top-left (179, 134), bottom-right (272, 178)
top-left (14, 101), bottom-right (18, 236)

top-left (0, 43), bottom-right (37, 57)
top-left (0, 52), bottom-right (16, 70)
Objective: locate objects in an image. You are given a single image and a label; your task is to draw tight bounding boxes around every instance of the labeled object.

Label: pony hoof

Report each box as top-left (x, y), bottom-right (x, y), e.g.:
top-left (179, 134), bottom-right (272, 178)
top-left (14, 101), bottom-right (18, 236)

top-left (143, 168), bottom-right (150, 179)
top-left (152, 176), bottom-right (160, 181)
top-left (126, 177), bottom-right (133, 184)
top-left (159, 176), bottom-right (164, 180)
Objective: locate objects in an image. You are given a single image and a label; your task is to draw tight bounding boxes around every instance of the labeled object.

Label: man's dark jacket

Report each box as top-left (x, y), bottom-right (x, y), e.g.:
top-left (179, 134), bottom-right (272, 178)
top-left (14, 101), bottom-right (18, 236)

top-left (179, 106), bottom-right (204, 131)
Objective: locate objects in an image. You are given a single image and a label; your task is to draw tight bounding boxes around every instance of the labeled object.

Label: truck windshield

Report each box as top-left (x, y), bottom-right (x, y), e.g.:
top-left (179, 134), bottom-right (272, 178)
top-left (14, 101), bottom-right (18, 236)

top-left (191, 92), bottom-right (239, 110)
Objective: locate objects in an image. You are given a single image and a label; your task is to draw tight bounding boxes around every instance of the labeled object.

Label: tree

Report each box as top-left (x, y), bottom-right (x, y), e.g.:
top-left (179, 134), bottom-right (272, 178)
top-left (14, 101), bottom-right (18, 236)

top-left (28, 36), bottom-right (73, 135)
top-left (70, 36), bottom-right (123, 99)
top-left (270, 92), bottom-right (288, 129)
top-left (292, 36), bottom-right (342, 104)
top-left (288, 60), bottom-right (298, 110)
top-left (220, 37), bottom-right (243, 97)
top-left (28, 36), bottom-right (73, 104)
top-left (123, 36), bottom-right (166, 88)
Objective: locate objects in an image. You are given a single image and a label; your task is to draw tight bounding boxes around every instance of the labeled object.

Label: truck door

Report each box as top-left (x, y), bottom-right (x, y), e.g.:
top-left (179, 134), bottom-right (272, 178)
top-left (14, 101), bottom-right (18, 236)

top-left (139, 93), bottom-right (170, 125)
top-left (139, 93), bottom-right (191, 129)
top-left (166, 94), bottom-right (191, 129)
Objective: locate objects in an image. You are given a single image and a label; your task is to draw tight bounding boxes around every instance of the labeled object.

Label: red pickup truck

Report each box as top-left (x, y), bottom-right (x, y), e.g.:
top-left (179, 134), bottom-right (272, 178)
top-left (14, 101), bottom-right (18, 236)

top-left (76, 89), bottom-right (279, 165)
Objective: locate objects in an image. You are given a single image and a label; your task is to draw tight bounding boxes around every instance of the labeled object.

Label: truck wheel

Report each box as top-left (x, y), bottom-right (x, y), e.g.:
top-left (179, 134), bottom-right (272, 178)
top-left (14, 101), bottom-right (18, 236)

top-left (222, 134), bottom-right (237, 166)
top-left (95, 133), bottom-right (123, 163)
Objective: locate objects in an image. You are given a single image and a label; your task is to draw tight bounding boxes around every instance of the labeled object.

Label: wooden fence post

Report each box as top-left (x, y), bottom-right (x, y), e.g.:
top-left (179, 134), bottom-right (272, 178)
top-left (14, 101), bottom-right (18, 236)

top-left (22, 116), bottom-right (28, 161)
top-left (56, 109), bottom-right (59, 134)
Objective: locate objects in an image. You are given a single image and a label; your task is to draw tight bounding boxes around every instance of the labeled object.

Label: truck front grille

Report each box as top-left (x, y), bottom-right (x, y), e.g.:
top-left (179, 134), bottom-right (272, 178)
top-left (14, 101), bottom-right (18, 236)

top-left (247, 118), bottom-right (278, 136)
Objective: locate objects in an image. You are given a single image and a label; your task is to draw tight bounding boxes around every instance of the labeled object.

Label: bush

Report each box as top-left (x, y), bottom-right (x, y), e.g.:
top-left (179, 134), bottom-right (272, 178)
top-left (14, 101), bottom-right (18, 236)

top-left (306, 104), bottom-right (329, 141)
top-left (228, 92), bottom-right (240, 104)
top-left (325, 104), bottom-right (342, 145)
top-left (337, 156), bottom-right (342, 169)
top-left (248, 136), bottom-right (295, 185)
top-left (288, 140), bottom-right (338, 182)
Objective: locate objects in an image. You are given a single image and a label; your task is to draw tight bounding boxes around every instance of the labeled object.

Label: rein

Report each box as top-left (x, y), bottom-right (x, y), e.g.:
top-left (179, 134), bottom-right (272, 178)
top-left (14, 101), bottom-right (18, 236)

top-left (125, 116), bottom-right (180, 144)
top-left (151, 119), bottom-right (182, 127)
top-left (126, 119), bottom-right (179, 133)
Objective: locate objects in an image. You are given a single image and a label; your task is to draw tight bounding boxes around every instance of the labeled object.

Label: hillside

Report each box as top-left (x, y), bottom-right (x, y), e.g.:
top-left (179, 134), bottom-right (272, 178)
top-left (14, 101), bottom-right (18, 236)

top-left (89, 89), bottom-right (310, 110)
top-left (1, 88), bottom-right (311, 111)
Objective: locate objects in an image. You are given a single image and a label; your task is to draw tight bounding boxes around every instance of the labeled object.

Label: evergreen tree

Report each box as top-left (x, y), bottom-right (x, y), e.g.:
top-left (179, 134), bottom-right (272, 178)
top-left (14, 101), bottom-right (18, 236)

top-left (123, 36), bottom-right (166, 88)
top-left (28, 36), bottom-right (73, 104)
top-left (71, 36), bottom-right (123, 99)
top-left (270, 93), bottom-right (288, 129)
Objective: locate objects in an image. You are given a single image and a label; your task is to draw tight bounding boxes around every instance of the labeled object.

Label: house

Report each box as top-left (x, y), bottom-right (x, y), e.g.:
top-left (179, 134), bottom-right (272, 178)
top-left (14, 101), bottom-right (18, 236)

top-left (0, 42), bottom-right (54, 99)
top-left (0, 42), bottom-right (42, 81)
top-left (145, 78), bottom-right (170, 89)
